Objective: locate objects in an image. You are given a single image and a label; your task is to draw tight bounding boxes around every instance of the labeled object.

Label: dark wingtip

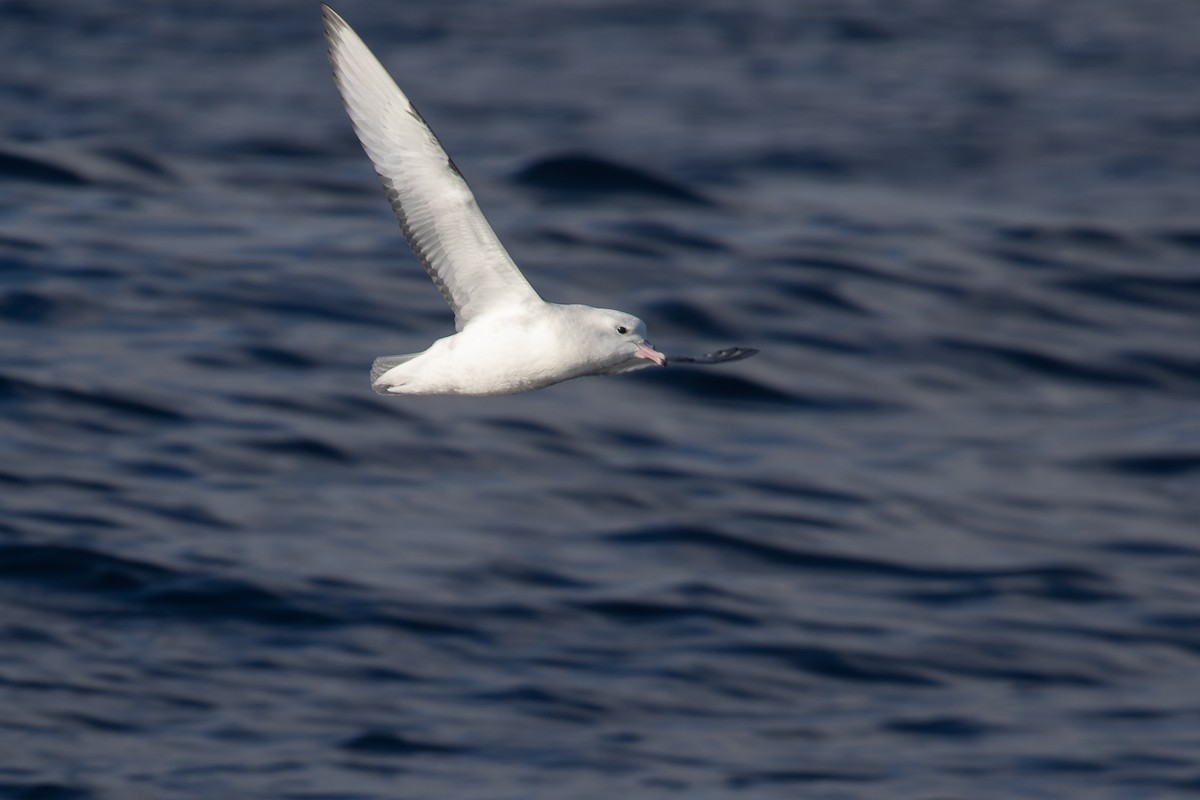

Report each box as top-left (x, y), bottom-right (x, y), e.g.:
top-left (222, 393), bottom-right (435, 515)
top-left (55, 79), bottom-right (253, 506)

top-left (712, 347), bottom-right (759, 363)
top-left (665, 347), bottom-right (759, 366)
top-left (321, 5), bottom-right (349, 44)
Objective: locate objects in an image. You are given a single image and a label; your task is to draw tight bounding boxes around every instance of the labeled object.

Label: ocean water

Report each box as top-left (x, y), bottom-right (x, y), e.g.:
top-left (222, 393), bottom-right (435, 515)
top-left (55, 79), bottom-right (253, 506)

top-left (2, 1), bottom-right (1200, 798)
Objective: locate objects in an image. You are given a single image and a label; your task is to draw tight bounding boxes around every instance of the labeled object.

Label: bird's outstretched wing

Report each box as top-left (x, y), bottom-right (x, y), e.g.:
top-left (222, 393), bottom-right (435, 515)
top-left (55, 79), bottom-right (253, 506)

top-left (323, 5), bottom-right (542, 331)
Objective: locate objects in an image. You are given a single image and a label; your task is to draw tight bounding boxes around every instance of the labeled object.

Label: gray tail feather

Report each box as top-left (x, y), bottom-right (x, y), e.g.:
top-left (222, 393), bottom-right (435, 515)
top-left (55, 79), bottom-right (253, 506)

top-left (370, 353), bottom-right (419, 388)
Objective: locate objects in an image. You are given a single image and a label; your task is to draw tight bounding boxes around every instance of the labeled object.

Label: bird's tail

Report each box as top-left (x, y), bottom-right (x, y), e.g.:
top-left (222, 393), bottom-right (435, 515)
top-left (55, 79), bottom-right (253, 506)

top-left (370, 353), bottom-right (420, 392)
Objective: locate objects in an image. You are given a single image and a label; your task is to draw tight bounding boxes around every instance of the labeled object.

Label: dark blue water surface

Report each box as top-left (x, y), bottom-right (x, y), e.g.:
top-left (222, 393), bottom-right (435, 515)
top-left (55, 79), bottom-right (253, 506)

top-left (3, 1), bottom-right (1200, 798)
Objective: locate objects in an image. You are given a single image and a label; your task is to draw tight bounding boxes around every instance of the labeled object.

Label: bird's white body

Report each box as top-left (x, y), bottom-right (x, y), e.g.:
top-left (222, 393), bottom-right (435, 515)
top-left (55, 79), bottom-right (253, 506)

top-left (372, 304), bottom-right (658, 396)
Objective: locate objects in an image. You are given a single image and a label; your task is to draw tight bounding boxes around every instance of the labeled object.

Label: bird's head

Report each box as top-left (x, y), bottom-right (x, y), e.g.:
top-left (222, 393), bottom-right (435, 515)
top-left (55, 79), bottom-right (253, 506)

top-left (568, 306), bottom-right (666, 374)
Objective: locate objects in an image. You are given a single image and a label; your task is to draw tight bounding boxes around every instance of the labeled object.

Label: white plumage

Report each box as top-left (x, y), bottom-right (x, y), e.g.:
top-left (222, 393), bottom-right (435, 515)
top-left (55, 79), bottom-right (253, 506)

top-left (322, 6), bottom-right (753, 396)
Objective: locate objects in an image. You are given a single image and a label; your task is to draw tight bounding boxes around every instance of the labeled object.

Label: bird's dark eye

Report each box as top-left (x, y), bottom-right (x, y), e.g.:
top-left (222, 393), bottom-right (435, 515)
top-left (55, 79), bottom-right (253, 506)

top-left (616, 325), bottom-right (628, 335)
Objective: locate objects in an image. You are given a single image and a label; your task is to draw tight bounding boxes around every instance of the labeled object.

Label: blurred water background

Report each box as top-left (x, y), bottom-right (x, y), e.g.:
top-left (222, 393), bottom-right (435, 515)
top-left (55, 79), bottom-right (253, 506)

top-left (2, 1), bottom-right (1200, 798)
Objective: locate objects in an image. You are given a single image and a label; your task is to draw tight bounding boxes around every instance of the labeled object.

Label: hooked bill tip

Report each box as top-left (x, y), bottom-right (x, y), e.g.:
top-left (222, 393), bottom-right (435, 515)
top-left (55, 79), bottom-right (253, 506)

top-left (636, 341), bottom-right (667, 367)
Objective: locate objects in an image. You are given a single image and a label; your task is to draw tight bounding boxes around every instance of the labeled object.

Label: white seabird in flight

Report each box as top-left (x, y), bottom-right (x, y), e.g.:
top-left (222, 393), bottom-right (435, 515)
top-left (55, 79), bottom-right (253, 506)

top-left (322, 6), bottom-right (757, 396)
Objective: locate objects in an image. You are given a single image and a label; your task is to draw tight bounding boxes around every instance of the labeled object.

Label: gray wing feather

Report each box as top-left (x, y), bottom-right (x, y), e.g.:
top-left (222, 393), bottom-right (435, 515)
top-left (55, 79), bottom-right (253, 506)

top-left (323, 6), bottom-right (542, 331)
